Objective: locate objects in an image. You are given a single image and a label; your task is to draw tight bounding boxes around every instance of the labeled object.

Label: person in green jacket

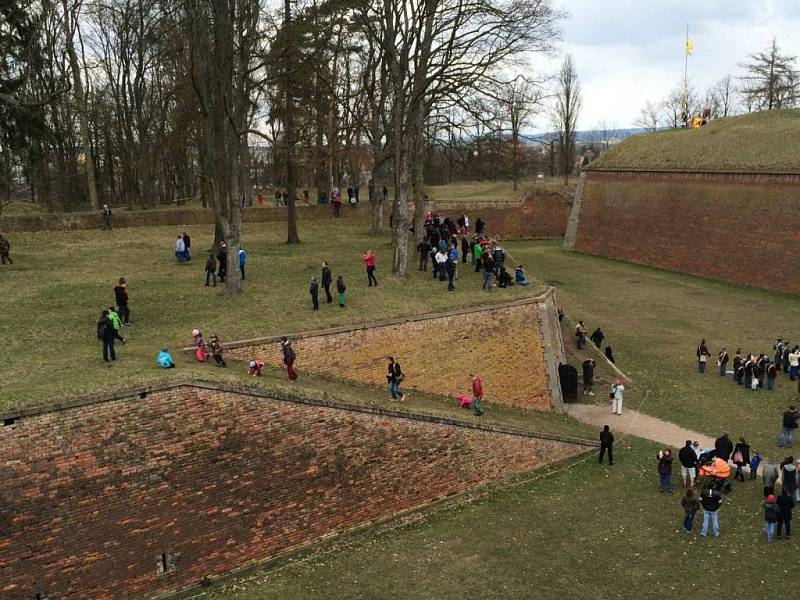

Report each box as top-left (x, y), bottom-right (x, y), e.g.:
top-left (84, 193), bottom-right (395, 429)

top-left (472, 240), bottom-right (483, 272)
top-left (107, 306), bottom-right (126, 343)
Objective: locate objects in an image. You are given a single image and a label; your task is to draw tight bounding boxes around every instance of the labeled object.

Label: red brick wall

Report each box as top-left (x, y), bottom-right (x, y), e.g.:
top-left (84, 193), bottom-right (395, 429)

top-left (573, 171), bottom-right (800, 295)
top-left (226, 302), bottom-right (554, 411)
top-left (0, 383), bottom-right (585, 599)
top-left (438, 189), bottom-right (573, 239)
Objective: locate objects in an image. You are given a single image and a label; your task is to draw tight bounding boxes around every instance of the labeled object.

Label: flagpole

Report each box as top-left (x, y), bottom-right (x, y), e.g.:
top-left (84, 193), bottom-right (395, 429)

top-left (683, 23), bottom-right (689, 117)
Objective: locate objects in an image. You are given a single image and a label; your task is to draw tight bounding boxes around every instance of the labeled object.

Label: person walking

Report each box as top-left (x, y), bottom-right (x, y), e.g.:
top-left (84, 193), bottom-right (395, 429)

top-left (718, 347), bottom-right (729, 376)
top-left (778, 405), bottom-right (799, 448)
top-left (763, 458), bottom-right (780, 498)
top-left (599, 425), bottom-right (614, 465)
top-left (750, 452), bottom-right (762, 481)
top-left (217, 242), bottom-right (227, 283)
top-left (321, 262), bottom-right (333, 303)
top-left (175, 235), bottom-right (186, 262)
top-left (107, 306), bottom-right (126, 344)
top-left (239, 247), bottom-right (247, 280)
top-left (681, 488), bottom-right (700, 533)
top-left (362, 250), bottom-right (378, 286)
top-left (0, 233), bottom-right (12, 265)
top-left (205, 253), bottom-right (217, 286)
top-left (101, 204), bottom-right (112, 229)
top-left (679, 440), bottom-right (698, 487)
top-left (336, 275), bottom-right (346, 308)
top-left (387, 357), bottom-right (405, 401)
top-left (610, 379), bottom-right (625, 415)
top-left (765, 494), bottom-right (780, 542)
top-left (182, 232), bottom-right (192, 261)
top-left (582, 358), bottom-right (595, 396)
top-left (700, 486), bottom-right (722, 537)
top-left (657, 449), bottom-right (674, 492)
top-left (470, 373), bottom-right (484, 416)
top-left (697, 339), bottom-right (710, 373)
top-left (309, 277), bottom-right (319, 310)
top-left (777, 487), bottom-right (794, 539)
top-left (732, 437), bottom-right (750, 482)
top-left (576, 321), bottom-right (587, 350)
top-left (281, 337), bottom-right (297, 381)
top-left (97, 309), bottom-right (117, 362)
top-left (209, 335), bottom-right (226, 367)
top-left (781, 457), bottom-right (797, 501)
top-left (114, 277), bottom-right (131, 325)
top-left (590, 327), bottom-right (605, 349)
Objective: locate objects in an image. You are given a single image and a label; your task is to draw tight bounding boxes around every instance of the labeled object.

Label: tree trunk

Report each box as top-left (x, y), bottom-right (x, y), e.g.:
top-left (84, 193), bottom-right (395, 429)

top-left (391, 139), bottom-right (411, 275)
top-left (62, 0), bottom-right (100, 210)
top-left (284, 0), bottom-right (300, 244)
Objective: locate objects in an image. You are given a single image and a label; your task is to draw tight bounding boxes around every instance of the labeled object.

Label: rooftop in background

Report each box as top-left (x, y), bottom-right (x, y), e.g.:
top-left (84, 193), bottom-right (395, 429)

top-left (589, 109), bottom-right (800, 173)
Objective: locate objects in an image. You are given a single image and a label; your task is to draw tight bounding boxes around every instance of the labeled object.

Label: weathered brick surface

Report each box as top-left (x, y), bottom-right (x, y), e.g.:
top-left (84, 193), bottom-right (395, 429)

top-left (437, 189), bottom-right (573, 239)
top-left (227, 302), bottom-right (554, 410)
top-left (0, 384), bottom-right (585, 600)
top-left (573, 170), bottom-right (800, 295)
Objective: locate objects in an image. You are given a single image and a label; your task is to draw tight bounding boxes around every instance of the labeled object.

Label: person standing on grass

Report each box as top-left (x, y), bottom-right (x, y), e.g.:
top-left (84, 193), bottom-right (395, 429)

top-left (681, 488), bottom-right (700, 533)
top-left (700, 486), bottom-right (722, 537)
top-left (582, 358), bottom-right (595, 396)
top-left (657, 449), bottom-right (674, 493)
top-left (0, 233), bottom-right (12, 265)
top-left (309, 277), bottom-right (319, 310)
top-left (460, 235), bottom-right (470, 264)
top-left (789, 346), bottom-right (800, 381)
top-left (114, 277), bottom-right (131, 326)
top-left (472, 239), bottom-right (483, 273)
top-left (732, 437), bottom-right (750, 482)
top-left (102, 204), bottom-right (112, 229)
top-left (321, 262), bottom-right (333, 303)
top-left (590, 327), bottom-right (604, 349)
top-left (205, 252), bottom-right (217, 287)
top-left (470, 373), bottom-right (484, 416)
top-left (679, 440), bottom-right (698, 487)
top-left (362, 250), bottom-right (378, 286)
top-left (732, 349), bottom-right (743, 384)
top-left (175, 235), bottom-right (186, 262)
top-left (777, 487), bottom-right (794, 539)
top-left (718, 347), bottom-right (729, 376)
top-left (780, 457), bottom-right (797, 500)
top-left (417, 238), bottom-right (431, 271)
top-left (765, 494), bottom-right (780, 542)
top-left (336, 275), bottom-right (346, 308)
top-left (239, 247), bottom-right (247, 280)
top-left (763, 458), bottom-right (779, 498)
top-left (387, 357), bottom-right (406, 401)
top-left (610, 379), bottom-right (625, 415)
top-left (766, 359), bottom-right (777, 390)
top-left (182, 232), bottom-right (192, 261)
top-left (435, 247), bottom-right (447, 282)
top-left (217, 242), bottom-right (227, 283)
top-left (281, 337), bottom-right (297, 381)
top-left (107, 306), bottom-right (126, 344)
top-left (475, 217), bottom-right (485, 236)
top-left (446, 256), bottom-right (456, 292)
top-left (481, 253), bottom-right (495, 291)
top-left (209, 335), bottom-right (226, 367)
top-left (778, 405), bottom-right (799, 448)
top-left (576, 321), bottom-right (587, 350)
top-left (696, 339), bottom-right (710, 373)
top-left (97, 309), bottom-right (117, 362)
top-left (750, 452), bottom-right (762, 481)
top-left (599, 425), bottom-right (614, 465)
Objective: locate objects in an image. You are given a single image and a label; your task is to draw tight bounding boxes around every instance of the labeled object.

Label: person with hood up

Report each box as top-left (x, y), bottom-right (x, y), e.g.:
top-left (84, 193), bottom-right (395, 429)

top-left (281, 337), bottom-right (297, 380)
top-left (309, 277), bottom-right (319, 310)
top-left (157, 347), bottom-right (175, 368)
top-left (336, 275), bottom-right (346, 308)
top-left (781, 457), bottom-right (797, 500)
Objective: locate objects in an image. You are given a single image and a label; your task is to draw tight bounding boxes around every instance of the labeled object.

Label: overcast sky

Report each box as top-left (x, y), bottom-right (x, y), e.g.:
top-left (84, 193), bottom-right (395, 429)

top-left (528, 0), bottom-right (800, 131)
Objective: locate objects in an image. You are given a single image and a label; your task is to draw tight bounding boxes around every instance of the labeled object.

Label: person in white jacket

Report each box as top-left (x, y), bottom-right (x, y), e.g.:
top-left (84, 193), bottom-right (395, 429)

top-left (175, 235), bottom-right (186, 262)
top-left (611, 379), bottom-right (625, 415)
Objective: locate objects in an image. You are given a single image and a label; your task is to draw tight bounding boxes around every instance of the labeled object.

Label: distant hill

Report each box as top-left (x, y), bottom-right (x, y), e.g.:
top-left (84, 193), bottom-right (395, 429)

top-left (589, 109), bottom-right (800, 172)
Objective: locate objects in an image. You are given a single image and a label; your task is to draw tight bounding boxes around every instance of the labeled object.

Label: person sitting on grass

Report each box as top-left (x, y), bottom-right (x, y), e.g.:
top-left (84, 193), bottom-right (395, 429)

top-left (249, 360), bottom-right (264, 376)
top-left (497, 265), bottom-right (513, 288)
top-left (209, 335), bottom-right (226, 367)
top-left (514, 265), bottom-right (530, 286)
top-left (192, 328), bottom-right (209, 362)
top-left (157, 347), bottom-right (175, 368)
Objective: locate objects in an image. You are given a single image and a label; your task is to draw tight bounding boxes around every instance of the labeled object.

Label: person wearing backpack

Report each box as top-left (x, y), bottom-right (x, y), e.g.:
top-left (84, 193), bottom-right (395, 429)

top-left (764, 494), bottom-right (781, 542)
top-left (336, 275), bottom-right (347, 308)
top-left (96, 309), bottom-right (117, 362)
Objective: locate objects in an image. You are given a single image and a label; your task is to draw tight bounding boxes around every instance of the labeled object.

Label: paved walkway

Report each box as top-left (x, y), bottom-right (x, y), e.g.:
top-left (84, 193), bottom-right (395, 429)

top-left (565, 403), bottom-right (715, 450)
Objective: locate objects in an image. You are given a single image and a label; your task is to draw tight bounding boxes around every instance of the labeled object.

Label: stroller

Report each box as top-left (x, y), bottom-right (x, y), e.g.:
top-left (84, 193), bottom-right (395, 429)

top-left (698, 451), bottom-right (732, 494)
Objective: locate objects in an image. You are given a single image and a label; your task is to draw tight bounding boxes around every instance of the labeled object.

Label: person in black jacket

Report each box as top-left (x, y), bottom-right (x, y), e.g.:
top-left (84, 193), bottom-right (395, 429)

top-left (590, 328), bottom-right (605, 349)
top-left (582, 358), bottom-right (595, 396)
top-left (309, 277), bottom-right (319, 310)
top-left (387, 357), bottom-right (406, 401)
top-left (321, 262), bottom-right (332, 303)
top-left (599, 425), bottom-right (614, 465)
top-left (205, 253), bottom-right (217, 286)
top-left (217, 243), bottom-right (227, 283)
top-left (777, 487), bottom-right (794, 539)
top-left (182, 232), bottom-right (192, 261)
top-left (700, 487), bottom-right (722, 537)
top-left (678, 440), bottom-right (698, 487)
top-left (97, 309), bottom-right (117, 362)
top-left (732, 437), bottom-right (750, 482)
top-left (281, 337), bottom-right (297, 380)
top-left (113, 277), bottom-right (131, 325)
top-left (715, 433), bottom-right (734, 462)
top-left (336, 275), bottom-right (346, 308)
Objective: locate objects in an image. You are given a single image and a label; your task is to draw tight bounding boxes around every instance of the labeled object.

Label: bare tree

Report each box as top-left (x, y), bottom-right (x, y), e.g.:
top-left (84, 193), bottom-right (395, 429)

top-left (707, 75), bottom-right (738, 118)
top-left (552, 54), bottom-right (581, 185)
top-left (495, 79), bottom-right (542, 190)
top-left (634, 101), bottom-right (660, 132)
top-left (595, 120), bottom-right (617, 149)
top-left (739, 37), bottom-right (799, 110)
top-left (282, 0), bottom-right (299, 243)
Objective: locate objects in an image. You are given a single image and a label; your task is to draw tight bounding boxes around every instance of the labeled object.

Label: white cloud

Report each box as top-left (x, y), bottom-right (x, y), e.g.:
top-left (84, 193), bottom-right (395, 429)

top-left (525, 0), bottom-right (800, 130)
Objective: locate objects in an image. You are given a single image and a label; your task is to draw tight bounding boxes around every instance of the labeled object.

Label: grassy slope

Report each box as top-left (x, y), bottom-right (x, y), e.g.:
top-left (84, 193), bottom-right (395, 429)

top-left (592, 108), bottom-right (800, 171)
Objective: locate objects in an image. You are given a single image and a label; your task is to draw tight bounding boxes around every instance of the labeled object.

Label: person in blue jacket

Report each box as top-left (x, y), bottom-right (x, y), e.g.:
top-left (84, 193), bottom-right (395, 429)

top-left (157, 347), bottom-right (175, 369)
top-left (239, 248), bottom-right (247, 280)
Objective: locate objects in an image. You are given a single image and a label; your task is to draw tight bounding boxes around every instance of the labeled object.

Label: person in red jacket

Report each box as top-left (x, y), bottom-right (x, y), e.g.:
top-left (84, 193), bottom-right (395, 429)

top-left (470, 373), bottom-right (484, 416)
top-left (362, 249), bottom-right (378, 286)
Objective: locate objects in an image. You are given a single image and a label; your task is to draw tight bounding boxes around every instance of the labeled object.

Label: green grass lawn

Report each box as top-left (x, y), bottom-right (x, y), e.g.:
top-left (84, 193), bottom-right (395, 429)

top-left (190, 437), bottom-right (793, 600)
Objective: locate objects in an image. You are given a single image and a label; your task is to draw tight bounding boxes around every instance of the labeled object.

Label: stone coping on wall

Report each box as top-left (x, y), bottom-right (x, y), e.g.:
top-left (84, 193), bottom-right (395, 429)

top-left (0, 378), bottom-right (598, 448)
top-left (182, 293), bottom-right (557, 353)
top-left (585, 166), bottom-right (800, 176)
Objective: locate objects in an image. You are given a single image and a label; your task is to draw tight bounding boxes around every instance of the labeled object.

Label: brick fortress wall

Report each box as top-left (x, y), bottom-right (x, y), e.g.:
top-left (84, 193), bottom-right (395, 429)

top-left (0, 381), bottom-right (590, 599)
top-left (225, 296), bottom-right (564, 412)
top-left (567, 170), bottom-right (800, 295)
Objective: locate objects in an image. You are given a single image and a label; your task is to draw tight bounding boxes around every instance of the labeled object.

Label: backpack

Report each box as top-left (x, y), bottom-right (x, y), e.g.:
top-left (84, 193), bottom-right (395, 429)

top-left (96, 319), bottom-right (111, 340)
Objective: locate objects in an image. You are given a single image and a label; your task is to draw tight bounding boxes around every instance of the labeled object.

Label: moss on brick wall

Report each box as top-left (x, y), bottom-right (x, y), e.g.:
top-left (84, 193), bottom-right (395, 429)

top-left (0, 383), bottom-right (584, 599)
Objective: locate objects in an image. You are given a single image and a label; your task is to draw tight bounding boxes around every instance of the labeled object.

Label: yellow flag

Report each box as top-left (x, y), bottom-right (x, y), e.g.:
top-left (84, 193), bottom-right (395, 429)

top-left (686, 35), bottom-right (694, 56)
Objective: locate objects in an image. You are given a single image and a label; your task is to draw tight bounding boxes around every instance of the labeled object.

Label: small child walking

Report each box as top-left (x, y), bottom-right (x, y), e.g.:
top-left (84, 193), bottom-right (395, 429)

top-left (681, 488), bottom-right (700, 533)
top-left (209, 335), bottom-right (226, 367)
top-left (336, 275), bottom-right (347, 308)
top-left (750, 452), bottom-right (762, 480)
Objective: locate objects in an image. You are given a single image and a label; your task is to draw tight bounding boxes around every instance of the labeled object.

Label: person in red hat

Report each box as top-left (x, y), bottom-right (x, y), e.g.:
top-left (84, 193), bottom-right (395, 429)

top-left (765, 494), bottom-right (780, 542)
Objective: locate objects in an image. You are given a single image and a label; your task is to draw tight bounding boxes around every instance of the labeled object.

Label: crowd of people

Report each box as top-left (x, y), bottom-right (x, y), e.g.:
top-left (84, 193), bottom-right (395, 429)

top-left (696, 338), bottom-right (800, 394)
